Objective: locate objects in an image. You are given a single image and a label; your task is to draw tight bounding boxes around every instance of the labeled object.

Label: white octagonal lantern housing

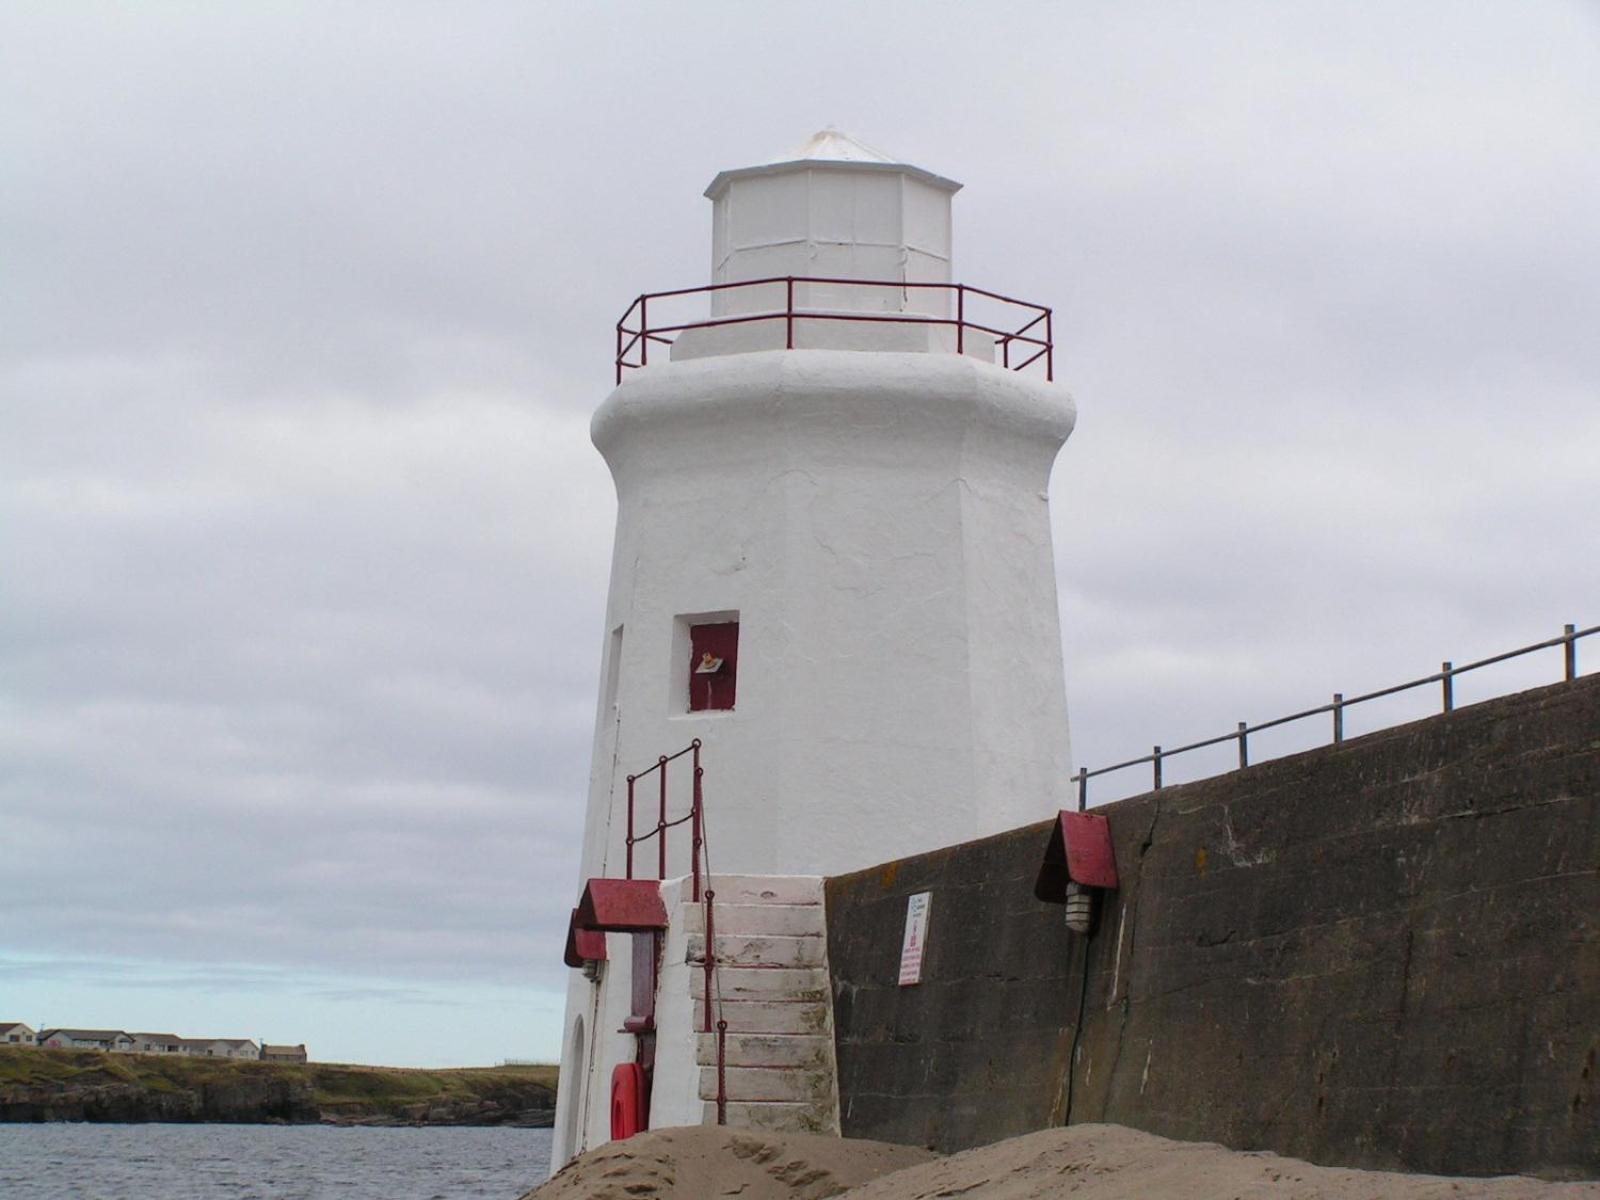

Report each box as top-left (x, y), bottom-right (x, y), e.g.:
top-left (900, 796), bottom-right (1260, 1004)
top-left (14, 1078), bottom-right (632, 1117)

top-left (703, 129), bottom-right (960, 325)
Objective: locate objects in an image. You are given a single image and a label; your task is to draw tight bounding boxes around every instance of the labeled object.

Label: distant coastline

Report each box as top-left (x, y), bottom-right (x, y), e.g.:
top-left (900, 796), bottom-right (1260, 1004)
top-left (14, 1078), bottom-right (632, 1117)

top-left (0, 1047), bottom-right (556, 1126)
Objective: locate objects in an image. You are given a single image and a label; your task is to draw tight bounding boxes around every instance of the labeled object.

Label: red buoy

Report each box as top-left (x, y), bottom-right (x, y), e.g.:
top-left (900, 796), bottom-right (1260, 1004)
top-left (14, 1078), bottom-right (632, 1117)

top-left (609, 1062), bottom-right (648, 1140)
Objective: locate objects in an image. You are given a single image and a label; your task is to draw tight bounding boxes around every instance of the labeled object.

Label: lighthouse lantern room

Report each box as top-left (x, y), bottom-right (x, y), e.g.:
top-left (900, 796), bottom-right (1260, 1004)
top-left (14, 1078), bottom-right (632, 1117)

top-left (553, 131), bottom-right (1077, 1166)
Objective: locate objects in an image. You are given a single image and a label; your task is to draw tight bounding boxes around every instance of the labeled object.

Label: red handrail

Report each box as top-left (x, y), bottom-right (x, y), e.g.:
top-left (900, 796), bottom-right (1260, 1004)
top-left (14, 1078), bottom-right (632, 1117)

top-left (624, 740), bottom-right (703, 902)
top-left (622, 739), bottom-right (729, 1124)
top-left (702, 885), bottom-right (726, 1124)
top-left (614, 276), bottom-right (1054, 385)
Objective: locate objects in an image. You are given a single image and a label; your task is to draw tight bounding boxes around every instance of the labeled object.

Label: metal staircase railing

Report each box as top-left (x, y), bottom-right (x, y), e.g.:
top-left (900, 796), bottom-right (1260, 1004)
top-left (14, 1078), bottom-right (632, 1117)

top-left (621, 738), bottom-right (728, 1124)
top-left (624, 739), bottom-right (704, 901)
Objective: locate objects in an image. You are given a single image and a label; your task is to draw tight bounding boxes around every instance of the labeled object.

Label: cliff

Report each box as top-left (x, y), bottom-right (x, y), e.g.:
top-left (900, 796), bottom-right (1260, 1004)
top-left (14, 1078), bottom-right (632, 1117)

top-left (0, 1047), bottom-right (557, 1126)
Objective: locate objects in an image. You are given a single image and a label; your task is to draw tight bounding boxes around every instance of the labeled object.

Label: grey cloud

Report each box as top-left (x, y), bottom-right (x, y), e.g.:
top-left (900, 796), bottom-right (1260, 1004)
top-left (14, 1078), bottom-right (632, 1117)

top-left (2, 0), bottom-right (1596, 1061)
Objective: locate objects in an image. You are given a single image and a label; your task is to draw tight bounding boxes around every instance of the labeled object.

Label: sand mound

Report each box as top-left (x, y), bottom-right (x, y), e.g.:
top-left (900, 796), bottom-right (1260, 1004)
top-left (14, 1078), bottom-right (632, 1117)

top-left (527, 1123), bottom-right (1599, 1200)
top-left (843, 1124), bottom-right (1600, 1200)
top-left (523, 1125), bottom-right (935, 1200)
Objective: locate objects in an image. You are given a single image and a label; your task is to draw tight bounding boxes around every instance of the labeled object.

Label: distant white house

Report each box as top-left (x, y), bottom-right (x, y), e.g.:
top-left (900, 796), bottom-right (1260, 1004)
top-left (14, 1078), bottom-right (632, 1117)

top-left (28, 1027), bottom-right (272, 1059)
top-left (38, 1029), bottom-right (136, 1052)
top-left (260, 1043), bottom-right (308, 1063)
top-left (179, 1037), bottom-right (259, 1060)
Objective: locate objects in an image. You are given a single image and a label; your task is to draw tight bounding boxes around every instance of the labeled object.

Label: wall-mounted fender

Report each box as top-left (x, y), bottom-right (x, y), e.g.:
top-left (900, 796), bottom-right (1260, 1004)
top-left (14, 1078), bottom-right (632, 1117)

top-left (1034, 810), bottom-right (1119, 899)
top-left (1035, 810), bottom-right (1119, 936)
top-left (610, 1062), bottom-right (649, 1140)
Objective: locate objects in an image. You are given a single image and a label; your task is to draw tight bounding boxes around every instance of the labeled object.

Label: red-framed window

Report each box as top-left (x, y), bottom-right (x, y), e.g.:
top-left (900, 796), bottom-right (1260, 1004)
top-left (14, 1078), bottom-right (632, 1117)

top-left (688, 621), bottom-right (738, 711)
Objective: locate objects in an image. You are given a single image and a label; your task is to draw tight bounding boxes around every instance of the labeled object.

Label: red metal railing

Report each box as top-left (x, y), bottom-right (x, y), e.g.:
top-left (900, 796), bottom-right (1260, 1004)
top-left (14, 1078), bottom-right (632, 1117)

top-left (614, 276), bottom-right (1053, 385)
top-left (622, 739), bottom-right (728, 1123)
top-left (702, 885), bottom-right (728, 1126)
top-left (624, 740), bottom-right (704, 902)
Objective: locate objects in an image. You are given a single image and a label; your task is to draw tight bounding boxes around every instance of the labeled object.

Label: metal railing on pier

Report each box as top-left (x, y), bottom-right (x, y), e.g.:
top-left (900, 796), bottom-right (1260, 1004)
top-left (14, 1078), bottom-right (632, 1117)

top-left (1075, 621), bottom-right (1595, 810)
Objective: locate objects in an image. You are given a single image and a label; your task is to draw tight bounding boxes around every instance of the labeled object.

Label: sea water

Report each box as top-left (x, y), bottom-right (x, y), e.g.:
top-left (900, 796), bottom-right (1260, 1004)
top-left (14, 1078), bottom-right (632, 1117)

top-left (0, 1123), bottom-right (553, 1200)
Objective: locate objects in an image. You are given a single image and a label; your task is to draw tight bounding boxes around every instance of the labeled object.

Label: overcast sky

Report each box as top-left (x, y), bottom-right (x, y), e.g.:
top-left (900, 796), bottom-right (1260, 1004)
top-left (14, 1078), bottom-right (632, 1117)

top-left (2, 2), bottom-right (1596, 1067)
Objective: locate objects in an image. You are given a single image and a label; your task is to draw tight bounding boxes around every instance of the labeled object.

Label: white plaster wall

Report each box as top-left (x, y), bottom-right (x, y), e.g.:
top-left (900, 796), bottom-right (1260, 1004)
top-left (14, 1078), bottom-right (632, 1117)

top-left (648, 875), bottom-right (708, 1130)
top-left (670, 316), bottom-right (993, 364)
top-left (580, 349), bottom-right (1075, 886)
top-left (550, 935), bottom-right (644, 1171)
top-left (548, 974), bottom-right (587, 1170)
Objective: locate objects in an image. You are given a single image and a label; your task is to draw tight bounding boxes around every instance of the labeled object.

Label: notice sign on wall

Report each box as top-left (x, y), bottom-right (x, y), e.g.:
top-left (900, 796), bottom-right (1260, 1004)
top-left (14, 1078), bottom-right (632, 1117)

top-left (898, 891), bottom-right (933, 986)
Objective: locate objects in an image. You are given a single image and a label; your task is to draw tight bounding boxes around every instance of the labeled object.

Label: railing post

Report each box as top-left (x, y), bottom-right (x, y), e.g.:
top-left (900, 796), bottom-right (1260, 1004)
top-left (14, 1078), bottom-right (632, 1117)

top-left (1441, 662), bottom-right (1454, 712)
top-left (657, 756), bottom-right (668, 880)
top-left (1002, 336), bottom-right (1010, 370)
top-left (1565, 623), bottom-right (1578, 681)
top-left (785, 277), bottom-right (795, 350)
top-left (956, 285), bottom-right (965, 356)
top-left (691, 746), bottom-right (704, 904)
top-left (702, 889), bottom-right (716, 1034)
top-left (625, 775), bottom-right (636, 879)
top-left (1152, 746), bottom-right (1162, 791)
top-left (615, 322), bottom-right (623, 386)
top-left (1045, 308), bottom-right (1054, 382)
top-left (1332, 694), bottom-right (1344, 744)
top-left (1075, 766), bottom-right (1087, 811)
top-left (715, 1018), bottom-right (728, 1126)
top-left (638, 295), bottom-right (648, 367)
top-left (1237, 722), bottom-right (1249, 768)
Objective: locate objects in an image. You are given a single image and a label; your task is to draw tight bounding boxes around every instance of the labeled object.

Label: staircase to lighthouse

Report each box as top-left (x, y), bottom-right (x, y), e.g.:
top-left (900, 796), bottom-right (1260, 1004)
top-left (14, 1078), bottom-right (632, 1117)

top-left (681, 875), bottom-right (837, 1132)
top-left (551, 128), bottom-right (1077, 1170)
top-left (558, 748), bottom-right (842, 1142)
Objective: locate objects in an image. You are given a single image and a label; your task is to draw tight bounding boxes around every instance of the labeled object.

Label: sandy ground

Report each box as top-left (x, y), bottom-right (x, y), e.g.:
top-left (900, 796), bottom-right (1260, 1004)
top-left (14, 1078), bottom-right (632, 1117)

top-left (524, 1126), bottom-right (934, 1199)
top-left (525, 1123), bottom-right (1600, 1200)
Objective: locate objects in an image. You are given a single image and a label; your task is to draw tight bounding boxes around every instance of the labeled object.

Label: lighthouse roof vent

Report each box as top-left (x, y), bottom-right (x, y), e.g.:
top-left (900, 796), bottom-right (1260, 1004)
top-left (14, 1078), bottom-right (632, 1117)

top-left (704, 127), bottom-right (961, 199)
top-left (783, 126), bottom-right (896, 164)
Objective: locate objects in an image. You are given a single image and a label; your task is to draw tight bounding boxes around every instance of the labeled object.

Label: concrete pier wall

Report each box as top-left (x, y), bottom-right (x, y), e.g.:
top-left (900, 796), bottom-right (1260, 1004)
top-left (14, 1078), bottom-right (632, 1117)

top-left (824, 675), bottom-right (1600, 1177)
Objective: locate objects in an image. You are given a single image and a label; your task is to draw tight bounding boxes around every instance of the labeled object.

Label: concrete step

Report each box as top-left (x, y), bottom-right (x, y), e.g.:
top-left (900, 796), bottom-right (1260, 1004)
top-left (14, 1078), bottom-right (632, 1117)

top-left (681, 903), bottom-right (827, 938)
top-left (695, 876), bottom-right (823, 907)
top-left (695, 1031), bottom-right (832, 1070)
top-left (701, 999), bottom-right (831, 1036)
top-left (691, 966), bottom-right (828, 1003)
top-left (699, 1100), bottom-right (836, 1135)
top-left (699, 1065), bottom-right (833, 1104)
top-left (685, 933), bottom-right (825, 968)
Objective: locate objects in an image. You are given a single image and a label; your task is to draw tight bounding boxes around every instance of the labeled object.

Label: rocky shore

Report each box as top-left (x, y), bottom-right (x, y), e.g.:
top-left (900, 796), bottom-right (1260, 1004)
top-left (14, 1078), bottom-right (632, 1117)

top-left (0, 1046), bottom-right (555, 1126)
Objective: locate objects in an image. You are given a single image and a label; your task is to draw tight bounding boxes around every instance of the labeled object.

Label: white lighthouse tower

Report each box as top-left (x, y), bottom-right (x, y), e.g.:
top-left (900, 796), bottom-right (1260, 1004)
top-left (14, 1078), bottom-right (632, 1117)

top-left (552, 131), bottom-right (1076, 1164)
